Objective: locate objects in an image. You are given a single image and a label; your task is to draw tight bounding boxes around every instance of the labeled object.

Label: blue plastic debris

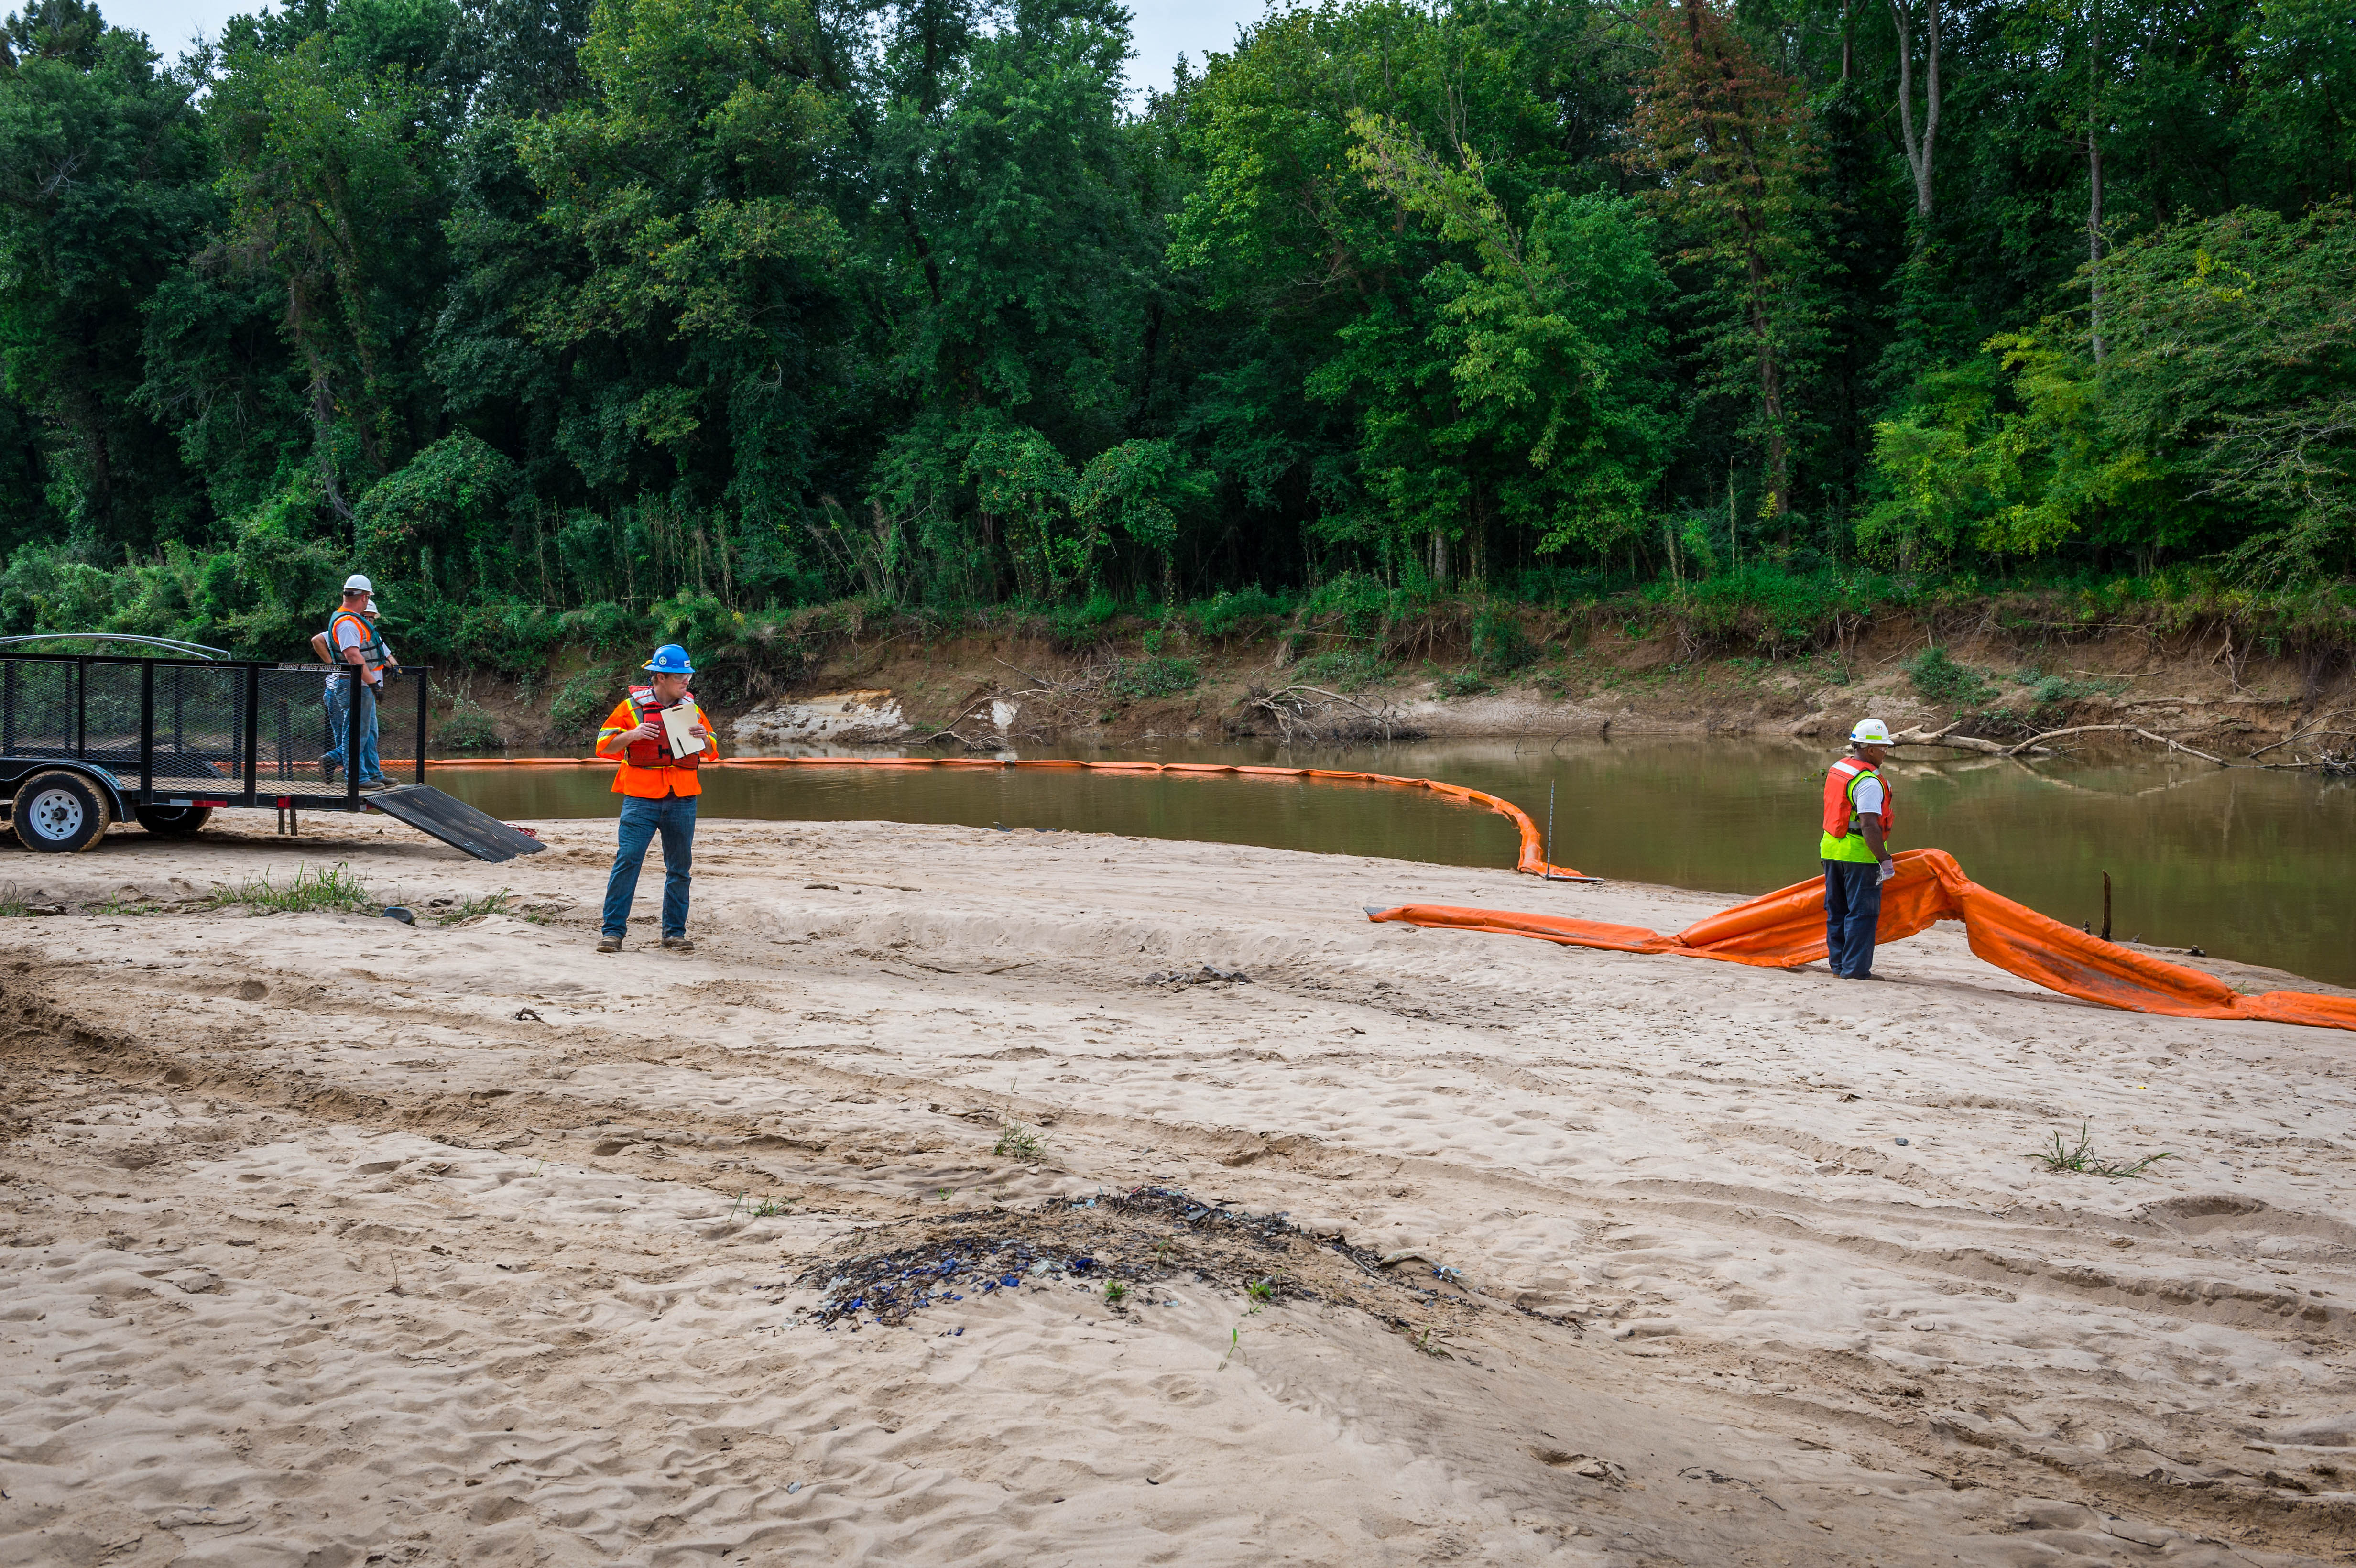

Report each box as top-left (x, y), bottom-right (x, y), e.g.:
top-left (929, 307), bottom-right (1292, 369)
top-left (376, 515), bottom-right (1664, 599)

top-left (1001, 1273), bottom-right (1021, 1288)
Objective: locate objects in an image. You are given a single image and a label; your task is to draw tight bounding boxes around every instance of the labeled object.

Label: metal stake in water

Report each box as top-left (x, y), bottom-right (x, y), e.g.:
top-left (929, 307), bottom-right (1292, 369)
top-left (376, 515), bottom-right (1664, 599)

top-left (1546, 780), bottom-right (1556, 879)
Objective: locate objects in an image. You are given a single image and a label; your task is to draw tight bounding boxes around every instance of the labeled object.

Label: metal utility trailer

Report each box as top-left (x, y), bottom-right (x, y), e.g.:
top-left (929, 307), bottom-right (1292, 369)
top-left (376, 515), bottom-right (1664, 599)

top-left (0, 644), bottom-right (543, 863)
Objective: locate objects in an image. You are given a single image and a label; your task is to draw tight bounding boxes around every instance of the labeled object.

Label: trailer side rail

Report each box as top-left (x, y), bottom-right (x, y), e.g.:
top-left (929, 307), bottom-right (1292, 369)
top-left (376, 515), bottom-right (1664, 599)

top-left (0, 649), bottom-right (428, 813)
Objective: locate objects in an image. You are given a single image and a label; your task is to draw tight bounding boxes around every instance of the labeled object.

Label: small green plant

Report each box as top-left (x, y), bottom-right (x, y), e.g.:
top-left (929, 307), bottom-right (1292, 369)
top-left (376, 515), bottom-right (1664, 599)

top-left (1103, 1278), bottom-right (1126, 1305)
top-left (2033, 1122), bottom-right (2173, 1179)
top-left (1245, 1278), bottom-right (1274, 1311)
top-left (1217, 1325), bottom-right (1240, 1371)
top-left (993, 1121), bottom-right (1043, 1162)
top-left (92, 891), bottom-right (163, 916)
top-left (437, 889), bottom-right (516, 925)
top-left (208, 862), bottom-right (372, 915)
top-left (0, 885), bottom-right (29, 918)
top-left (937, 1187), bottom-right (952, 1201)
top-left (1906, 646), bottom-right (1998, 708)
top-left (752, 1197), bottom-right (790, 1218)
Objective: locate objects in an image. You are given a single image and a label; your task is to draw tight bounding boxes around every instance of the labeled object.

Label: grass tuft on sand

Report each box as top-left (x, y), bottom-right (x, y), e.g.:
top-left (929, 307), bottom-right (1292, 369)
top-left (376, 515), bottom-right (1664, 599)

top-left (2034, 1122), bottom-right (2173, 1179)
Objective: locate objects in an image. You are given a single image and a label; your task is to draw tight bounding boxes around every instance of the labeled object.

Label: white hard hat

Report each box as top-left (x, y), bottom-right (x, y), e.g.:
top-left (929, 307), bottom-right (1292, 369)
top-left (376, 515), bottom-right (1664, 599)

top-left (365, 599), bottom-right (378, 614)
top-left (1850, 718), bottom-right (1895, 747)
top-left (343, 573), bottom-right (374, 593)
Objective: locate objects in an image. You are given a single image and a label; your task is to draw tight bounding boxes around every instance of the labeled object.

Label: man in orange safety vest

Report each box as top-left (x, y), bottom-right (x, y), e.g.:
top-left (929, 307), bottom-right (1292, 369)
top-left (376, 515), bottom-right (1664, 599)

top-left (1820, 718), bottom-right (1897, 980)
top-left (594, 644), bottom-right (715, 954)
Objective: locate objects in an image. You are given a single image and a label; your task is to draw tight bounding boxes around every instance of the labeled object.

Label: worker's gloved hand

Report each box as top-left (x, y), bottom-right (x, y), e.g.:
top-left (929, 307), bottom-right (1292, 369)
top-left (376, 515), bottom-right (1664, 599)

top-left (1876, 859), bottom-right (1897, 884)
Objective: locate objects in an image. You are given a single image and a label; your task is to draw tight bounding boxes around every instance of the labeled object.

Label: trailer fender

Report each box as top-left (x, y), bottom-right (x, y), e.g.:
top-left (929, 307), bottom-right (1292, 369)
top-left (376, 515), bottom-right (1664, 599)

top-left (0, 759), bottom-right (129, 824)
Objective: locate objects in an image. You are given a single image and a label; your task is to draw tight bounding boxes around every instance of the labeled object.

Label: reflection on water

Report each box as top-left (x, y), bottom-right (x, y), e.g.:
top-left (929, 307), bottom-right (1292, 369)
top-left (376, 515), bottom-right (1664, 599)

top-left (431, 739), bottom-right (2356, 987)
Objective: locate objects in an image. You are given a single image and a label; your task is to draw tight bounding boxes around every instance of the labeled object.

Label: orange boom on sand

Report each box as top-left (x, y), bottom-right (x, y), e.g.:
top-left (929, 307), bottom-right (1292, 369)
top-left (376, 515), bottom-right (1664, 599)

top-left (1367, 848), bottom-right (2356, 1033)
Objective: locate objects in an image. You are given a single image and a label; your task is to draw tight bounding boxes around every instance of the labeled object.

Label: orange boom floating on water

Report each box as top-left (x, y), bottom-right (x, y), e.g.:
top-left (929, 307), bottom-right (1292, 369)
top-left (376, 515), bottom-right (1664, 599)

top-left (426, 754), bottom-right (1595, 881)
top-left (1367, 848), bottom-right (2356, 1033)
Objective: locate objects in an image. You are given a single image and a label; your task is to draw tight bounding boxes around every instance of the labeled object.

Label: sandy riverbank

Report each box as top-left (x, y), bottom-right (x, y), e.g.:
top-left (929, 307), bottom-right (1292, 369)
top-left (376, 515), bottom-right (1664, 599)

top-left (4, 816), bottom-right (2354, 1566)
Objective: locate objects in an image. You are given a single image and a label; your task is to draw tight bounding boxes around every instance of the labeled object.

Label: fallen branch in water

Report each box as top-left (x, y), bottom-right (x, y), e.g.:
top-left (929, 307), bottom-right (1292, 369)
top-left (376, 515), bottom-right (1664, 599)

top-left (1887, 721), bottom-right (2042, 758)
top-left (1888, 717), bottom-right (2349, 773)
top-left (1247, 684), bottom-right (1401, 744)
top-left (2003, 725), bottom-right (2230, 764)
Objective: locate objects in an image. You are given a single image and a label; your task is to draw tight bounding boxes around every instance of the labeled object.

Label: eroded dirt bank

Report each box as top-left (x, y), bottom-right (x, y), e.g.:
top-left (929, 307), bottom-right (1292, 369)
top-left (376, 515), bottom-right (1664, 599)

top-left (544, 614), bottom-right (2348, 756)
top-left (4, 817), bottom-right (2355, 1566)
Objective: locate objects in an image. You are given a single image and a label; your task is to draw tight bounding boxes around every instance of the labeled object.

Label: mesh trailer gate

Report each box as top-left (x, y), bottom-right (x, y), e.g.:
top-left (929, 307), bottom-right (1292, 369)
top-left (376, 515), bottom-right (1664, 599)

top-left (0, 650), bottom-right (543, 862)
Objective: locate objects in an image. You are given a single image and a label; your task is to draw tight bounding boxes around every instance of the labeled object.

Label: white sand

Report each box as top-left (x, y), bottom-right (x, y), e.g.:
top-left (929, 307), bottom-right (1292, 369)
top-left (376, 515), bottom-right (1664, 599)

top-left (3, 815), bottom-right (2352, 1566)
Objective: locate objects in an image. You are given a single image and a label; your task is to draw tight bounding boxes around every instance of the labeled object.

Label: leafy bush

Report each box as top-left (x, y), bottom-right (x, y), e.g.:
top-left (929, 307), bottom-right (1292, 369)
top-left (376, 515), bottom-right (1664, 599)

top-left (1191, 585), bottom-right (1290, 638)
top-left (1106, 655), bottom-right (1199, 700)
top-left (1051, 585), bottom-right (1121, 643)
top-left (548, 663), bottom-right (629, 734)
top-left (1298, 646), bottom-right (1387, 690)
top-left (1435, 668), bottom-right (1492, 697)
top-left (1470, 606), bottom-right (1537, 673)
top-left (437, 696), bottom-right (503, 752)
top-left (1906, 646), bottom-right (1998, 708)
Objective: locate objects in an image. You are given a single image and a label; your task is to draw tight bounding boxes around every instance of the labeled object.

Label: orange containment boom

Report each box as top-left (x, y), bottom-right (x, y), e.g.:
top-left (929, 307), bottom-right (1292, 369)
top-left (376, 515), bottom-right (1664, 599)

top-left (426, 755), bottom-right (1596, 881)
top-left (1366, 848), bottom-right (2356, 1033)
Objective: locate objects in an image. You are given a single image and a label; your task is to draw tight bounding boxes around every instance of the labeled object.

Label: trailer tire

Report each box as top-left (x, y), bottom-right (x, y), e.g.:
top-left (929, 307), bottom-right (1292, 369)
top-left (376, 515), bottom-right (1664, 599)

top-left (11, 770), bottom-right (112, 853)
top-left (134, 804), bottom-right (213, 837)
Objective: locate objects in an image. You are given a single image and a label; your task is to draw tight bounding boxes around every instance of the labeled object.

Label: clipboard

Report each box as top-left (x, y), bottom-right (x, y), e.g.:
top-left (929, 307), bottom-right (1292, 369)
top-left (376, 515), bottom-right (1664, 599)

top-left (658, 702), bottom-right (706, 760)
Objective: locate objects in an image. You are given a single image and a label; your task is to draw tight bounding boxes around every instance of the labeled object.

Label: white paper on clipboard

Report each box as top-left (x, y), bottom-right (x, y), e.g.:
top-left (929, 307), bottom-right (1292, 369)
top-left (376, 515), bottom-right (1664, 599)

top-left (658, 703), bottom-right (706, 759)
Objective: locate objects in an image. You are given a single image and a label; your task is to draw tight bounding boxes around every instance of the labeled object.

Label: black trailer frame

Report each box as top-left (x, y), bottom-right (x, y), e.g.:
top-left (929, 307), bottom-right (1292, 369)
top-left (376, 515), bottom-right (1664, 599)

top-left (0, 649), bottom-right (431, 822)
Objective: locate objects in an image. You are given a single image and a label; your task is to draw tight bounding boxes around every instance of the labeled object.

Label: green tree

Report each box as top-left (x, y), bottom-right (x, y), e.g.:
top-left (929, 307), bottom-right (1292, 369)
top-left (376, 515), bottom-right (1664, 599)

top-left (1623, 0), bottom-right (1824, 534)
top-left (1864, 202), bottom-right (2356, 573)
top-left (0, 0), bottom-right (211, 551)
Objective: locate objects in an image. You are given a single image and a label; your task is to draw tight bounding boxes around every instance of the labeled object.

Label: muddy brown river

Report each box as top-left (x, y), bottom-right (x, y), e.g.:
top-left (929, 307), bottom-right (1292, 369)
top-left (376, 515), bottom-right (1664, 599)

top-left (430, 739), bottom-right (2356, 987)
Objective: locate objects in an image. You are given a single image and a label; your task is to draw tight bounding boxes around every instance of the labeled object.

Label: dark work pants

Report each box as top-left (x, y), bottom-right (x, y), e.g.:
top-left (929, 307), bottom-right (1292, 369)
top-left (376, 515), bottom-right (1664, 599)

top-left (1822, 859), bottom-right (1884, 979)
top-left (603, 794), bottom-right (697, 940)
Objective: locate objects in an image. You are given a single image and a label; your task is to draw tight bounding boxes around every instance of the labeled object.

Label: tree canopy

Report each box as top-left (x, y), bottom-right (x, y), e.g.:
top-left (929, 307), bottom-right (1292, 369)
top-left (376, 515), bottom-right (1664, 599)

top-left (0, 0), bottom-right (2350, 658)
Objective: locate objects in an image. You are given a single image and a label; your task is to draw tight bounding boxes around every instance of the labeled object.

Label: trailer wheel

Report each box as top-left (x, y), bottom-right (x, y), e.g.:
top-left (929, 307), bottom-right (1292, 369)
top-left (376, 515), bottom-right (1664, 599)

top-left (134, 804), bottom-right (213, 837)
top-left (11, 770), bottom-right (112, 853)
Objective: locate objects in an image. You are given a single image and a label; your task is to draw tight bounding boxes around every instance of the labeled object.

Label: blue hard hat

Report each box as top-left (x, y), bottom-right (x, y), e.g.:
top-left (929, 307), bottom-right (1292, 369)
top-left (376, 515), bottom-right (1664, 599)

top-left (644, 643), bottom-right (695, 675)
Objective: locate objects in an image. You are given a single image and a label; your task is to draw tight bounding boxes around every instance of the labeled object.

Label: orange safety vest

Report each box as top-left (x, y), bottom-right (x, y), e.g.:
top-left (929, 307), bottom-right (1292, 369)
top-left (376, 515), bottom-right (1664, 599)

top-left (1822, 756), bottom-right (1894, 840)
top-left (597, 688), bottom-right (711, 797)
top-left (328, 608), bottom-right (388, 685)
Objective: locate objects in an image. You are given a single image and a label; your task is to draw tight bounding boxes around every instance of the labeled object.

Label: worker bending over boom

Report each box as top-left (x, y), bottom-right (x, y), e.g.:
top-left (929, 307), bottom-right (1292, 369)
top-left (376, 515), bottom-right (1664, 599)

top-left (595, 644), bottom-right (715, 955)
top-left (1820, 719), bottom-right (1897, 980)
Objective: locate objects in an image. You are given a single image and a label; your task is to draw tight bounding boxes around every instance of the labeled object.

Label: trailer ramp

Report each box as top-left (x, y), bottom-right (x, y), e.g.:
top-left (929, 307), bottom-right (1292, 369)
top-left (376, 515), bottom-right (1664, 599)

top-left (366, 785), bottom-right (546, 863)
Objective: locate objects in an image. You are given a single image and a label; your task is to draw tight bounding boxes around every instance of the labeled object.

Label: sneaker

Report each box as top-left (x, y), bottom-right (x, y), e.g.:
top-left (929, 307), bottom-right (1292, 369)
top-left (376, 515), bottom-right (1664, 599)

top-left (662, 936), bottom-right (696, 954)
top-left (596, 935), bottom-right (622, 954)
top-left (321, 761), bottom-right (339, 784)
top-left (359, 777), bottom-right (393, 790)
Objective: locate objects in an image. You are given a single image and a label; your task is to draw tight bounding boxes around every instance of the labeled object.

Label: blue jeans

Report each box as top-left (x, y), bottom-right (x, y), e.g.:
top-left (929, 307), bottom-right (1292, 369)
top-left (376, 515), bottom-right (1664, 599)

top-left (1823, 859), bottom-right (1884, 979)
top-left (322, 680), bottom-right (382, 782)
top-left (603, 794), bottom-right (697, 941)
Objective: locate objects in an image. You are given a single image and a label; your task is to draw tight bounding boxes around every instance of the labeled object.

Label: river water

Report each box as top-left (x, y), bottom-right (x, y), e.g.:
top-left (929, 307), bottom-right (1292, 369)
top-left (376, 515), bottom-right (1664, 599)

top-left (429, 740), bottom-right (2356, 987)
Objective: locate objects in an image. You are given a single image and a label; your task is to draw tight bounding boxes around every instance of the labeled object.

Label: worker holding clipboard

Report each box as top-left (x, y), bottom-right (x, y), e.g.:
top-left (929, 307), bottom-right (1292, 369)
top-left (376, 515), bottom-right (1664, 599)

top-left (593, 644), bottom-right (716, 954)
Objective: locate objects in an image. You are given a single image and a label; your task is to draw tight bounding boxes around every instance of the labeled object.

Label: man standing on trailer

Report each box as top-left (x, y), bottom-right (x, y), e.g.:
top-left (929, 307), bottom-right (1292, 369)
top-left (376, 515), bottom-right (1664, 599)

top-left (1821, 718), bottom-right (1898, 980)
top-left (595, 644), bottom-right (715, 954)
top-left (317, 576), bottom-right (394, 787)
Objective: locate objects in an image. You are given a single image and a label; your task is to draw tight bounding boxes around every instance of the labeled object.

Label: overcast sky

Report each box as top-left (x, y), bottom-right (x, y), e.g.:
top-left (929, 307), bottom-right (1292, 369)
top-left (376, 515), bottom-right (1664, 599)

top-left (102, 0), bottom-right (1270, 99)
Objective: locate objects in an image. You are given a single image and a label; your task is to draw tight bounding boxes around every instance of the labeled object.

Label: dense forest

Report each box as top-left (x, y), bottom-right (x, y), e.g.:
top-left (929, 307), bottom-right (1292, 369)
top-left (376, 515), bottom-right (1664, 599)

top-left (0, 0), bottom-right (2350, 678)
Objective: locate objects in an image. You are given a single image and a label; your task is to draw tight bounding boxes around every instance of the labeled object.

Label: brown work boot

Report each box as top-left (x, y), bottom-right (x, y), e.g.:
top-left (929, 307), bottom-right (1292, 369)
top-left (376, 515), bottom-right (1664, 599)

top-left (662, 936), bottom-right (696, 955)
top-left (595, 935), bottom-right (622, 954)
